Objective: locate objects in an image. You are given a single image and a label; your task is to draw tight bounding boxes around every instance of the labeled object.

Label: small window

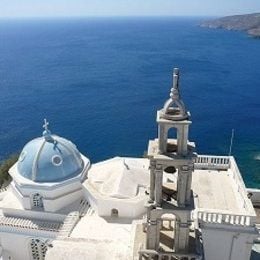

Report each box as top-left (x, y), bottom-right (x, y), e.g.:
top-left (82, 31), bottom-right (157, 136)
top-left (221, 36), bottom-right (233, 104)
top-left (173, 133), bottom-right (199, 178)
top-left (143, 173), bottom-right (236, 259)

top-left (111, 208), bottom-right (119, 217)
top-left (52, 155), bottom-right (62, 166)
top-left (32, 193), bottom-right (43, 209)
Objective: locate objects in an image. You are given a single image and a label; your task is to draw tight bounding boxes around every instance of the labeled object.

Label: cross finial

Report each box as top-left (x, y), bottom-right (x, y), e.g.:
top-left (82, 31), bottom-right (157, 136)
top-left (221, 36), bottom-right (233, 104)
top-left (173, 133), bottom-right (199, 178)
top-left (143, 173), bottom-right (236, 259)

top-left (42, 118), bottom-right (53, 141)
top-left (43, 118), bottom-right (49, 131)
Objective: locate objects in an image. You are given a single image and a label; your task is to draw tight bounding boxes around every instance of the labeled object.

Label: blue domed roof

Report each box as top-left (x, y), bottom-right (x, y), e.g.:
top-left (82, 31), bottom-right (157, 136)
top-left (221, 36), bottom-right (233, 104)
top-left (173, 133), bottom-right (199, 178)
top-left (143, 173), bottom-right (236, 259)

top-left (17, 121), bottom-right (84, 183)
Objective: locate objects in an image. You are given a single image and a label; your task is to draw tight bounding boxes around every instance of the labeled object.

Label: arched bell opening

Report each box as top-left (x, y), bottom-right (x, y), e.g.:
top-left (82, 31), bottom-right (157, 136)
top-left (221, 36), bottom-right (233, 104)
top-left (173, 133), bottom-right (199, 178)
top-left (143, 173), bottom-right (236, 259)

top-left (166, 128), bottom-right (178, 153)
top-left (158, 213), bottom-right (179, 252)
top-left (163, 166), bottom-right (178, 201)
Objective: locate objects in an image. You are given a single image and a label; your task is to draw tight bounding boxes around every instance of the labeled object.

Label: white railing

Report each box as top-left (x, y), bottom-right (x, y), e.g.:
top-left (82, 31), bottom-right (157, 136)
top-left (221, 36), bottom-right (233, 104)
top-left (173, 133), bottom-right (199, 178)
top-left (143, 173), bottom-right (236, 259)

top-left (0, 215), bottom-right (62, 232)
top-left (58, 211), bottom-right (80, 238)
top-left (196, 210), bottom-right (252, 226)
top-left (78, 199), bottom-right (92, 217)
top-left (229, 157), bottom-right (247, 193)
top-left (194, 155), bottom-right (230, 170)
top-left (229, 157), bottom-right (256, 216)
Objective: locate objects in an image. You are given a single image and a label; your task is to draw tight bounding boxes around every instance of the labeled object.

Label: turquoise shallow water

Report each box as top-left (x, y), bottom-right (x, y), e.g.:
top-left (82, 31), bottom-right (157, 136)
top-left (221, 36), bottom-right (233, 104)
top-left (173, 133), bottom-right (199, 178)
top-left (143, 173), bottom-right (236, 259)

top-left (0, 17), bottom-right (259, 187)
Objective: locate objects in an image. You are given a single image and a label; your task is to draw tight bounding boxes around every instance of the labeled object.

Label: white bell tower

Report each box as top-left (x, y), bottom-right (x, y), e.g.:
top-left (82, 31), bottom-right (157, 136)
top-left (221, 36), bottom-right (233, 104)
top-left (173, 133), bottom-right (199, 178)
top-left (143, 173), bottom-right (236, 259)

top-left (144, 68), bottom-right (197, 254)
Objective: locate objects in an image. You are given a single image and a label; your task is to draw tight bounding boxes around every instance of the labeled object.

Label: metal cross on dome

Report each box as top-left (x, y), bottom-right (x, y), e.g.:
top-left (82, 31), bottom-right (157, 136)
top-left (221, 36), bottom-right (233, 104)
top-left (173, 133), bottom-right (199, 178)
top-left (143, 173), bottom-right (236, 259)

top-left (43, 118), bottom-right (49, 131)
top-left (42, 118), bottom-right (53, 141)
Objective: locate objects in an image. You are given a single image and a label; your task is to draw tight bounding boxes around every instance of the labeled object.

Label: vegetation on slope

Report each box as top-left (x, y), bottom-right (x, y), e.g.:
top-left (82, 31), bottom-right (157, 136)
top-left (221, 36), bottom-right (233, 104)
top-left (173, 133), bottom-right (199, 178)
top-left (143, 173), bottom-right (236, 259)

top-left (0, 154), bottom-right (19, 188)
top-left (200, 13), bottom-right (260, 38)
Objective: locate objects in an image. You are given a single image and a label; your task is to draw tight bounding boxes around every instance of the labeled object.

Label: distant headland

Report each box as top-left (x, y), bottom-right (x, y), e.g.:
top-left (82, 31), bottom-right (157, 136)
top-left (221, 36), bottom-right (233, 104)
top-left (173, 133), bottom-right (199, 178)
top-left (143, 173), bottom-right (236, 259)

top-left (200, 13), bottom-right (260, 38)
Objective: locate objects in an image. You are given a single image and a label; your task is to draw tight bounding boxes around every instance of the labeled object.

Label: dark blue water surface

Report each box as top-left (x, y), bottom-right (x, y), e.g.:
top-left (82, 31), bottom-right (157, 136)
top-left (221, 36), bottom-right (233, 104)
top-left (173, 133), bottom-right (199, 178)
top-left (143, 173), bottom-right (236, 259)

top-left (0, 17), bottom-right (259, 187)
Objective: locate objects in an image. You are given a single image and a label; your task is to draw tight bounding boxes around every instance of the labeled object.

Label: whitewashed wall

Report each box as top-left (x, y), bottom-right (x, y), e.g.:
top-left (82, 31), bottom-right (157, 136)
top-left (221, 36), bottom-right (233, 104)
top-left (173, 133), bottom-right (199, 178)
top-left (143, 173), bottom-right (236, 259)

top-left (202, 225), bottom-right (257, 260)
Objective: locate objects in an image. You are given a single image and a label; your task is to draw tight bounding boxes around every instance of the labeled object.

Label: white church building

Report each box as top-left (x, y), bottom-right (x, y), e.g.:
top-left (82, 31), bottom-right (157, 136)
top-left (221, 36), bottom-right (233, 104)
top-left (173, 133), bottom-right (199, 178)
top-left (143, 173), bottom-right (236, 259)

top-left (0, 69), bottom-right (259, 260)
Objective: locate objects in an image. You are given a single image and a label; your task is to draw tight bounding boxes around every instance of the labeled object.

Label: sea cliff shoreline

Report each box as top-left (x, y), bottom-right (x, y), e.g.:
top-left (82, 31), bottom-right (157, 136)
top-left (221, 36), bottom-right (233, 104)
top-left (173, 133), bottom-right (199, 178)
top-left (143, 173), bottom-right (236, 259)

top-left (200, 13), bottom-right (260, 38)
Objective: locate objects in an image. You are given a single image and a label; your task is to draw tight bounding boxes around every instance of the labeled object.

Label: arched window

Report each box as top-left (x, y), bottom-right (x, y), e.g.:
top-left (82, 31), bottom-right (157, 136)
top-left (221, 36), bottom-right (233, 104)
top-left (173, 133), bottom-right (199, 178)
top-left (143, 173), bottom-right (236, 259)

top-left (32, 193), bottom-right (43, 209)
top-left (111, 208), bottom-right (119, 217)
top-left (30, 239), bottom-right (47, 260)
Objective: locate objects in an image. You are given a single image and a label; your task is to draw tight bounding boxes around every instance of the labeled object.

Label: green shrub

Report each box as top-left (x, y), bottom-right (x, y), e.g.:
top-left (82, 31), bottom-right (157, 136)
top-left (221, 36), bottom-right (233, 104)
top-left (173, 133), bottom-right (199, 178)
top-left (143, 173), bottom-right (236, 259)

top-left (0, 154), bottom-right (19, 187)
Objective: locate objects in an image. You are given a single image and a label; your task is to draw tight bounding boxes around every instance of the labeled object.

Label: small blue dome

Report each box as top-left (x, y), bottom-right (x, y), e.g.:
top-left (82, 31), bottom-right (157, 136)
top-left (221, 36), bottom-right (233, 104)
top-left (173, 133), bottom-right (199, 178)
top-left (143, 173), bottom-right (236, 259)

top-left (17, 134), bottom-right (84, 183)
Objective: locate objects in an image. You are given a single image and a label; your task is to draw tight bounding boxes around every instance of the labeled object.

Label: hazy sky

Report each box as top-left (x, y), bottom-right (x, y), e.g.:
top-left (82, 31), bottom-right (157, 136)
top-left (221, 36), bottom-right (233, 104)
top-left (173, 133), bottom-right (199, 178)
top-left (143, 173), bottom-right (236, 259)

top-left (0, 0), bottom-right (260, 18)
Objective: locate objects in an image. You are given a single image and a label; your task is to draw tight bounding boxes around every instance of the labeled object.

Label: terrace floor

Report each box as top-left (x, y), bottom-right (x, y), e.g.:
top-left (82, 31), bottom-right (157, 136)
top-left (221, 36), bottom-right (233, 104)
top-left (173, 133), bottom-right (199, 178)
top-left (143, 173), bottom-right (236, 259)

top-left (192, 169), bottom-right (247, 215)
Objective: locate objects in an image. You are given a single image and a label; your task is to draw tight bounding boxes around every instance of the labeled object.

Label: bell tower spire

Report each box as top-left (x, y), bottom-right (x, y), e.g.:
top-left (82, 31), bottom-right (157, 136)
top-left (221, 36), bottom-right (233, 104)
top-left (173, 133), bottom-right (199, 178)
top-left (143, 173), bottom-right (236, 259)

top-left (163, 68), bottom-right (187, 120)
top-left (144, 68), bottom-right (197, 254)
top-left (158, 68), bottom-right (190, 155)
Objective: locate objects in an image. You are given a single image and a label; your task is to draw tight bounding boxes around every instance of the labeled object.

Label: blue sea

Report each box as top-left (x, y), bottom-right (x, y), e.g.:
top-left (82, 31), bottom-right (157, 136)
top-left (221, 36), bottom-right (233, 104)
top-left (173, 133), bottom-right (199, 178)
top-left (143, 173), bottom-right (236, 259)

top-left (0, 17), bottom-right (259, 188)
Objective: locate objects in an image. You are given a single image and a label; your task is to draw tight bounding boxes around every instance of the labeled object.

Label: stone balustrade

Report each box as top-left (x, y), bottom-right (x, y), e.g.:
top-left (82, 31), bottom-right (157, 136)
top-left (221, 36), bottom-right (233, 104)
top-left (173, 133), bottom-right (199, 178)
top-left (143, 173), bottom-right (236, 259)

top-left (196, 210), bottom-right (252, 226)
top-left (58, 211), bottom-right (80, 238)
top-left (0, 215), bottom-right (62, 232)
top-left (78, 198), bottom-right (94, 217)
top-left (228, 157), bottom-right (256, 216)
top-left (194, 155), bottom-right (230, 170)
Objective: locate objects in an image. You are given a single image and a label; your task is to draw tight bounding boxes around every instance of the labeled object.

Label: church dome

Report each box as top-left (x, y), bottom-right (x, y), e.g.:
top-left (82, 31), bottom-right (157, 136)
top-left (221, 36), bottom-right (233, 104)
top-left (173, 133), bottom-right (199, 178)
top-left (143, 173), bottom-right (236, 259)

top-left (17, 120), bottom-right (85, 183)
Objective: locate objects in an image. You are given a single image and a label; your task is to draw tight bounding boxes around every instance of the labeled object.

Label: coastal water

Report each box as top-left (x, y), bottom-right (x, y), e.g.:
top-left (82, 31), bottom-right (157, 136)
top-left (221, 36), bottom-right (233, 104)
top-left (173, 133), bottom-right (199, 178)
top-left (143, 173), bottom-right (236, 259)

top-left (0, 17), bottom-right (259, 187)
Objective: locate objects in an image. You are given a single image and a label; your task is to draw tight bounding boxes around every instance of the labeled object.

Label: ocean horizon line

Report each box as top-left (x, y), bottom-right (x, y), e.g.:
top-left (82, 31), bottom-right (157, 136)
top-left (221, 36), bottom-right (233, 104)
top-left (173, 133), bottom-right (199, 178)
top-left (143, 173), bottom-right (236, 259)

top-left (0, 15), bottom-right (219, 21)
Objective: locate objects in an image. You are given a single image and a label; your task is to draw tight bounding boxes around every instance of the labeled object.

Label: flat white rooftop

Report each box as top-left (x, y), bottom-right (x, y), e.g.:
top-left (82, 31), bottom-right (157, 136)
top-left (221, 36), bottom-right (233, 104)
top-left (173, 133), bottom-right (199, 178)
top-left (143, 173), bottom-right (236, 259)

top-left (192, 169), bottom-right (247, 215)
top-left (192, 155), bottom-right (256, 226)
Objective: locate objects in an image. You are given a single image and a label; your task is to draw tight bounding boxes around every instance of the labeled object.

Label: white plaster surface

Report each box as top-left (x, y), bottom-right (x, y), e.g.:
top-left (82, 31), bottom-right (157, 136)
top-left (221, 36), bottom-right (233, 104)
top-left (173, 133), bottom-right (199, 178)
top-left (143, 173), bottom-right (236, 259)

top-left (71, 214), bottom-right (132, 241)
top-left (192, 169), bottom-right (247, 214)
top-left (88, 157), bottom-right (149, 199)
top-left (202, 226), bottom-right (257, 260)
top-left (46, 214), bottom-right (134, 260)
top-left (0, 189), bottom-right (23, 210)
top-left (46, 239), bottom-right (130, 260)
